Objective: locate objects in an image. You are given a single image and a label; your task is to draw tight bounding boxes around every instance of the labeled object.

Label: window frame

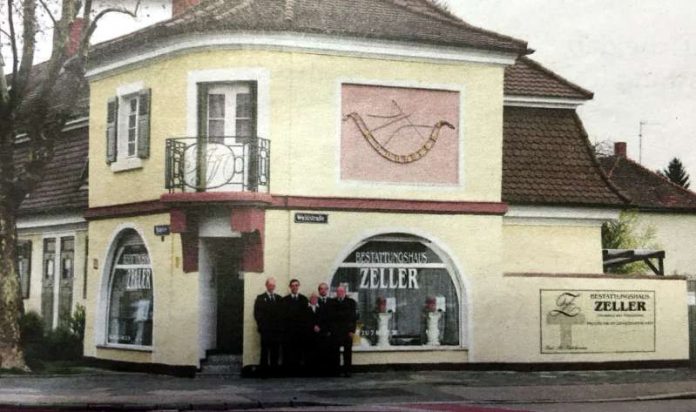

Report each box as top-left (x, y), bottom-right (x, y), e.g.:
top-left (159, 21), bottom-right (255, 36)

top-left (103, 229), bottom-right (155, 350)
top-left (108, 82), bottom-right (150, 172)
top-left (186, 68), bottom-right (269, 140)
top-left (330, 233), bottom-right (468, 352)
top-left (40, 233), bottom-right (78, 330)
top-left (124, 95), bottom-right (140, 158)
top-left (17, 240), bottom-right (32, 299)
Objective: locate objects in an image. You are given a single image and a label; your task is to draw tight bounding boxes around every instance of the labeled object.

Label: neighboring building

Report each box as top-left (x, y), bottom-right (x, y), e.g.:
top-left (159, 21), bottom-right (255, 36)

top-left (599, 143), bottom-right (696, 277)
top-left (15, 104), bottom-right (89, 331)
top-left (502, 56), bottom-right (630, 274)
top-left (25, 0), bottom-right (683, 375)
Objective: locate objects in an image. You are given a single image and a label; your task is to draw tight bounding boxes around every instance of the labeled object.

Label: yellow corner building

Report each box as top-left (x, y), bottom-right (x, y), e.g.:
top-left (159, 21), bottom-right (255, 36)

top-left (69, 0), bottom-right (690, 375)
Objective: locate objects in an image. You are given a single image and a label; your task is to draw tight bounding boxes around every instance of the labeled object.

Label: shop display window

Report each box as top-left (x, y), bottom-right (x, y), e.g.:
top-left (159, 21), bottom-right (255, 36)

top-left (331, 234), bottom-right (461, 347)
top-left (107, 230), bottom-right (153, 346)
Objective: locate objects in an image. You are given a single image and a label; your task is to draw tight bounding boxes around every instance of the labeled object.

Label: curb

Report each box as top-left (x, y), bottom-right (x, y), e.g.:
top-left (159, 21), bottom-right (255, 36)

top-left (0, 400), bottom-right (339, 411)
top-left (467, 391), bottom-right (696, 405)
top-left (5, 393), bottom-right (696, 410)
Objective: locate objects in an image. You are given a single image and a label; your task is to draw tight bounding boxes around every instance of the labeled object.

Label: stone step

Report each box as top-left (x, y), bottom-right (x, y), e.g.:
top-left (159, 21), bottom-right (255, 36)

top-left (204, 354), bottom-right (242, 365)
top-left (198, 363), bottom-right (241, 376)
top-left (198, 353), bottom-right (243, 376)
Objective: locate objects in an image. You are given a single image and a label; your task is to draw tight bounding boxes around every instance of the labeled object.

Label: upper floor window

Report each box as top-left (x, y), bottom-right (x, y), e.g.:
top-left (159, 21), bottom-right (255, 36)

top-left (106, 89), bottom-right (151, 170)
top-left (126, 96), bottom-right (139, 157)
top-left (200, 82), bottom-right (256, 140)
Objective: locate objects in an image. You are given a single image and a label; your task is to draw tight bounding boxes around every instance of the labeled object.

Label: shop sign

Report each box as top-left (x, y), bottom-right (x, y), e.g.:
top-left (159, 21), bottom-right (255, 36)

top-left (359, 268), bottom-right (419, 289)
top-left (540, 289), bottom-right (655, 354)
top-left (126, 268), bottom-right (152, 291)
top-left (294, 213), bottom-right (328, 224)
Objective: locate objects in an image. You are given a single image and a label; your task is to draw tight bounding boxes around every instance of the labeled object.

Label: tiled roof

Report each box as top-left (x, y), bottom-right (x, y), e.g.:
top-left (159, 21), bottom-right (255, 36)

top-left (502, 107), bottom-right (627, 207)
top-left (7, 61), bottom-right (89, 122)
top-left (89, 0), bottom-right (529, 63)
top-left (599, 155), bottom-right (696, 212)
top-left (16, 127), bottom-right (88, 215)
top-left (505, 57), bottom-right (593, 100)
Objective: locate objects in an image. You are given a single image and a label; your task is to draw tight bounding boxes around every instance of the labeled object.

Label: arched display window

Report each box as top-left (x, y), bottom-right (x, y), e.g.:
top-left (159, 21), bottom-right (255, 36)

top-left (106, 229), bottom-right (153, 346)
top-left (331, 234), bottom-right (462, 348)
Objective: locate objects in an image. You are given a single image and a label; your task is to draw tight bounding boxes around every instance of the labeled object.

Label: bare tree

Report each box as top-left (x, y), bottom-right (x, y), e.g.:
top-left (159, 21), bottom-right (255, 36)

top-left (0, 0), bottom-right (140, 370)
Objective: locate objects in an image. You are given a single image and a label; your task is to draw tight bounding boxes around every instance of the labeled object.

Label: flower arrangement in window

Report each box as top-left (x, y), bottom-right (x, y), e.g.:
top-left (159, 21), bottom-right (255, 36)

top-left (376, 296), bottom-right (387, 313)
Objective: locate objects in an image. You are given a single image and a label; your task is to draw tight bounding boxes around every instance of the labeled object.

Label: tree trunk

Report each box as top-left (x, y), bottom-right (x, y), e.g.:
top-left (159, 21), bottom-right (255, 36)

top-left (0, 205), bottom-right (27, 370)
top-left (0, 128), bottom-right (28, 370)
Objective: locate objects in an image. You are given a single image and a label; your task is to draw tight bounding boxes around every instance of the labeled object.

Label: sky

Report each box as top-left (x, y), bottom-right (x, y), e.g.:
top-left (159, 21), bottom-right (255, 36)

top-left (6, 0), bottom-right (696, 178)
top-left (448, 0), bottom-right (696, 177)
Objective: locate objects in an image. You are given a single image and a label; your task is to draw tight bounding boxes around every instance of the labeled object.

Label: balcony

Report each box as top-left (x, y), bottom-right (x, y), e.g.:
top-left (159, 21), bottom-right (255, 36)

top-left (165, 136), bottom-right (270, 193)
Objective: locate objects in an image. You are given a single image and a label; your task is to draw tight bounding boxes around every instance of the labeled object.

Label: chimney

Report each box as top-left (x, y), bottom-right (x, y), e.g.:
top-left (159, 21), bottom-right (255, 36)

top-left (172, 0), bottom-right (201, 17)
top-left (614, 142), bottom-right (627, 158)
top-left (66, 18), bottom-right (85, 56)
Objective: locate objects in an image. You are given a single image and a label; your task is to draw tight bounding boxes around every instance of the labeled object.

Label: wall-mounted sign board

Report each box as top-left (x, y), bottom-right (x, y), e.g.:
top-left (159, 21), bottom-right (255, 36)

top-left (294, 213), bottom-right (329, 224)
top-left (540, 289), bottom-right (656, 354)
top-left (154, 225), bottom-right (171, 236)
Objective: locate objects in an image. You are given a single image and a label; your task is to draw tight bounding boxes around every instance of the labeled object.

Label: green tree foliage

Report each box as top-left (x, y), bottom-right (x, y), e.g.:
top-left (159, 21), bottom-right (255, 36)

top-left (602, 211), bottom-right (659, 274)
top-left (660, 157), bottom-right (691, 189)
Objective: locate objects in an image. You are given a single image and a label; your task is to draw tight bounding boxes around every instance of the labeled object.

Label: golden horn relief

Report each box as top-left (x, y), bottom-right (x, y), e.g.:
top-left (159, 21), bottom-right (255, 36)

top-left (343, 100), bottom-right (455, 164)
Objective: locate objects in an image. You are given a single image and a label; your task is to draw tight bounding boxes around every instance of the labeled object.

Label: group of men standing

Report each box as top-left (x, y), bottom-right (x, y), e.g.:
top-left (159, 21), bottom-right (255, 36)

top-left (254, 277), bottom-right (358, 377)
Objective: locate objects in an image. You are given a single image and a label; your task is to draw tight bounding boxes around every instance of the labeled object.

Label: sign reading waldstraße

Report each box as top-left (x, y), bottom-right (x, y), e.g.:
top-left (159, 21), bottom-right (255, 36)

top-left (540, 290), bottom-right (655, 354)
top-left (294, 213), bottom-right (328, 224)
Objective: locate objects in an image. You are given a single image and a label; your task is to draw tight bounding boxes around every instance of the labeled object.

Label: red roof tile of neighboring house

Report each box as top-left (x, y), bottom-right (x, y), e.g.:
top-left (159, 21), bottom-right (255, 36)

top-left (599, 155), bottom-right (696, 212)
top-left (505, 57), bottom-right (593, 100)
top-left (89, 0), bottom-right (529, 65)
top-left (16, 127), bottom-right (88, 215)
top-left (502, 107), bottom-right (627, 207)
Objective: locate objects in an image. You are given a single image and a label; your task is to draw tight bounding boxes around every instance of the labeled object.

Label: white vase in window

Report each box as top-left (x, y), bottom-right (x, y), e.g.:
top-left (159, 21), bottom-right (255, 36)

top-left (377, 312), bottom-right (392, 347)
top-left (426, 311), bottom-right (442, 346)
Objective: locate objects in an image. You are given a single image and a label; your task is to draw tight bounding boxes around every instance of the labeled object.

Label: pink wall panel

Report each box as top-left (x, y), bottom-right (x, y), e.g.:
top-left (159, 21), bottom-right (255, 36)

top-left (341, 84), bottom-right (460, 185)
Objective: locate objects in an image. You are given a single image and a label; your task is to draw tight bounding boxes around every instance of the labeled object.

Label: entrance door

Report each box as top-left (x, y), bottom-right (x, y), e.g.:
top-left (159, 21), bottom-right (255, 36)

top-left (211, 239), bottom-right (244, 354)
top-left (41, 239), bottom-right (56, 331)
top-left (58, 236), bottom-right (75, 328)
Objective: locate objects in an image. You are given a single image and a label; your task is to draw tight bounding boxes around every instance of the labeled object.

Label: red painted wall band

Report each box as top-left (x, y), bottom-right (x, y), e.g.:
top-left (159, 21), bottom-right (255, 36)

top-left (86, 195), bottom-right (508, 220)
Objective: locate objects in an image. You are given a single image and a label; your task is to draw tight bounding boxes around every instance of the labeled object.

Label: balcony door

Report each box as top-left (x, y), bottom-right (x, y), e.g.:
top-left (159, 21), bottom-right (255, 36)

top-left (191, 82), bottom-right (257, 192)
top-left (205, 83), bottom-right (253, 139)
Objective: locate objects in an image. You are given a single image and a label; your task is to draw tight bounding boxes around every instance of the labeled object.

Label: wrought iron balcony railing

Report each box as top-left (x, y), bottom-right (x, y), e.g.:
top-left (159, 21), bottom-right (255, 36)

top-left (165, 136), bottom-right (270, 193)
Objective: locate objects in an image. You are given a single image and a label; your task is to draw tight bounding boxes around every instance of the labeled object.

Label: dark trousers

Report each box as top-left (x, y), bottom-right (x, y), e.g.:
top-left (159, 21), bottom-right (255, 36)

top-left (333, 336), bottom-right (353, 375)
top-left (317, 334), bottom-right (333, 375)
top-left (304, 333), bottom-right (321, 371)
top-left (283, 333), bottom-right (303, 373)
top-left (259, 332), bottom-right (280, 371)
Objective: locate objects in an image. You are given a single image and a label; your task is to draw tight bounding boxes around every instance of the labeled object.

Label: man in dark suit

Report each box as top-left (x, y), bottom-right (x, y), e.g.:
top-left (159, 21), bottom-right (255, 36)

top-left (253, 277), bottom-right (282, 376)
top-left (303, 293), bottom-right (322, 372)
top-left (281, 278), bottom-right (308, 374)
top-left (329, 286), bottom-right (358, 377)
top-left (315, 282), bottom-right (332, 375)
top-left (317, 282), bottom-right (330, 307)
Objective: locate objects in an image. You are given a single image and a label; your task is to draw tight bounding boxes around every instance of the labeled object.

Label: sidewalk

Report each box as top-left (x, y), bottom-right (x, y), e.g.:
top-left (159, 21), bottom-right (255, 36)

top-left (3, 368), bottom-right (696, 410)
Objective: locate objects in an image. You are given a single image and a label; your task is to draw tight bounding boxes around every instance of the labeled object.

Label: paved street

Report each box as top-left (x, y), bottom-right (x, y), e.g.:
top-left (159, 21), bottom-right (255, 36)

top-left (4, 368), bottom-right (696, 411)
